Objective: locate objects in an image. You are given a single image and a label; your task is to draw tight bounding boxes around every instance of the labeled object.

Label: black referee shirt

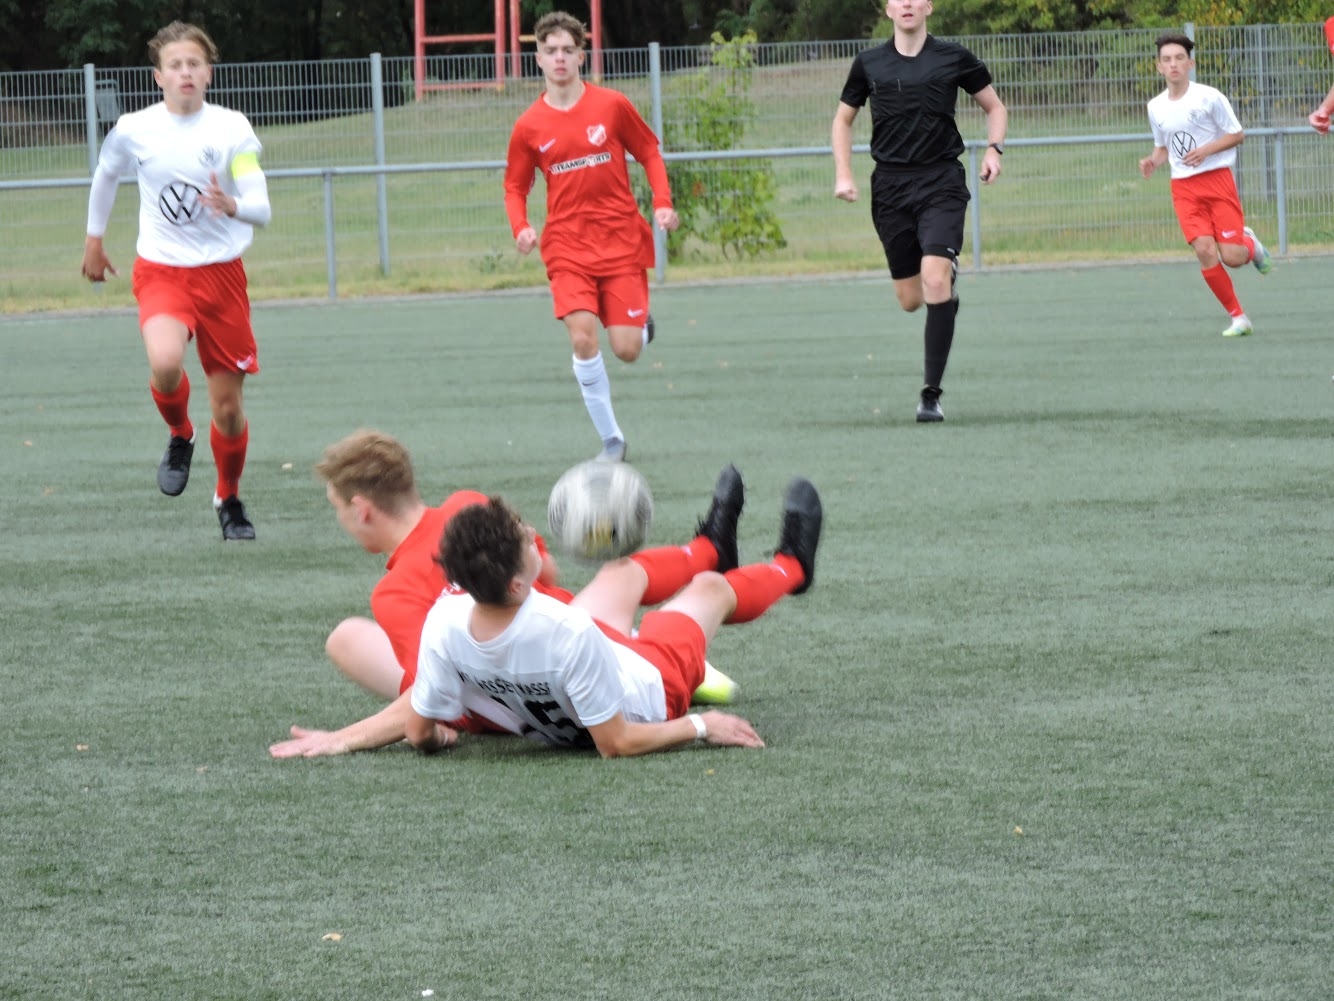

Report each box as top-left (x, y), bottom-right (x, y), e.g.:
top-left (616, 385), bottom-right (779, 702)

top-left (839, 35), bottom-right (992, 168)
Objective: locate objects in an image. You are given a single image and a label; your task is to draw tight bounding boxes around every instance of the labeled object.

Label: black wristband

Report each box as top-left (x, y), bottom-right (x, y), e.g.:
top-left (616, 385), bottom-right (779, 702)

top-left (988, 142), bottom-right (1004, 156)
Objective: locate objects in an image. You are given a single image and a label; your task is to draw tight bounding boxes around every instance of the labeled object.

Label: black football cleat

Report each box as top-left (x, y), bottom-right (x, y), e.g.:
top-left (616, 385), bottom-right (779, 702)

top-left (916, 386), bottom-right (944, 423)
top-left (215, 494), bottom-right (256, 541)
top-left (696, 464), bottom-right (745, 573)
top-left (775, 477), bottom-right (822, 595)
top-left (157, 434), bottom-right (195, 496)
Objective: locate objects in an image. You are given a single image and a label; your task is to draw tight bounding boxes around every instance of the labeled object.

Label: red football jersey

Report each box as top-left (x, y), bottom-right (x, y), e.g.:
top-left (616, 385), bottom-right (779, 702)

top-left (504, 83), bottom-right (672, 276)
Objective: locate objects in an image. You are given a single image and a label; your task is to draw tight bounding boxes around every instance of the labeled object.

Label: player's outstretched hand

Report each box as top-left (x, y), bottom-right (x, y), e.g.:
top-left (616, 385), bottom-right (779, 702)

top-left (1138, 156), bottom-right (1156, 180)
top-left (80, 237), bottom-right (117, 282)
top-left (834, 177), bottom-right (858, 202)
top-left (1311, 108), bottom-right (1331, 135)
top-left (699, 710), bottom-right (765, 749)
top-left (269, 725), bottom-right (352, 758)
top-left (654, 206), bottom-right (680, 232)
top-left (515, 226), bottom-right (539, 255)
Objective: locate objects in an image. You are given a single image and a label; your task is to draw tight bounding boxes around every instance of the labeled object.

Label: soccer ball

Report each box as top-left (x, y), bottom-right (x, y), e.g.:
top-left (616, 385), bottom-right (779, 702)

top-left (547, 460), bottom-right (653, 562)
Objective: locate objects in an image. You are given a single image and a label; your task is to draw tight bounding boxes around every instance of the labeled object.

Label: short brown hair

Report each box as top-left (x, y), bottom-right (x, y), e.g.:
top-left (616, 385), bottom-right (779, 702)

top-left (534, 11), bottom-right (587, 49)
top-left (315, 430), bottom-right (419, 515)
top-left (1155, 32), bottom-right (1194, 56)
top-left (149, 21), bottom-right (220, 66)
top-left (439, 497), bottom-right (527, 605)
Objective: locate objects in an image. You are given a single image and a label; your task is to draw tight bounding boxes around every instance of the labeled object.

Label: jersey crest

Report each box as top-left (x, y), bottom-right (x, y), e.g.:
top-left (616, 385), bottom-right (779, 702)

top-left (586, 123), bottom-right (607, 146)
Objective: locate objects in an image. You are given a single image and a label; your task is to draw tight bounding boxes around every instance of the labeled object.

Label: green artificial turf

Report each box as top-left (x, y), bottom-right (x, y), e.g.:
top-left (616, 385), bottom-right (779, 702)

top-left (2, 262), bottom-right (1331, 1000)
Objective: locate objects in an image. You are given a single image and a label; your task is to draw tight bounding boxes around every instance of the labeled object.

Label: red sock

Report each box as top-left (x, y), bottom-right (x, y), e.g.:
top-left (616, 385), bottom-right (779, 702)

top-left (1201, 263), bottom-right (1243, 317)
top-left (211, 422), bottom-right (248, 500)
top-left (150, 373), bottom-right (193, 440)
top-left (631, 537), bottom-right (718, 605)
top-left (1240, 231), bottom-right (1256, 263)
top-left (723, 555), bottom-right (803, 624)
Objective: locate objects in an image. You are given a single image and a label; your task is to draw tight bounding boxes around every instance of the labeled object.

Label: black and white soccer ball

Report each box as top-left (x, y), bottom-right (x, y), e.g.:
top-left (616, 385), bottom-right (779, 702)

top-left (547, 460), bottom-right (653, 562)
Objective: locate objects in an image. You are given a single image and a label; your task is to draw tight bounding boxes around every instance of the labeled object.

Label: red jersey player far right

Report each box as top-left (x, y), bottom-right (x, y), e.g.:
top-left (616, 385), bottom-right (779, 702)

top-left (503, 11), bottom-right (678, 463)
top-left (1139, 32), bottom-right (1272, 339)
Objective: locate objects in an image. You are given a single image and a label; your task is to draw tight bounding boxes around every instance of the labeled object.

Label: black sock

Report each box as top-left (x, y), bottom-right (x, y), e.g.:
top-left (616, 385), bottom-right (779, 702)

top-left (923, 301), bottom-right (955, 390)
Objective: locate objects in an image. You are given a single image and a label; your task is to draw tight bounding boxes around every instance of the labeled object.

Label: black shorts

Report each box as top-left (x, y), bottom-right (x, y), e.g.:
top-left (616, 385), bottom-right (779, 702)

top-left (869, 161), bottom-right (970, 279)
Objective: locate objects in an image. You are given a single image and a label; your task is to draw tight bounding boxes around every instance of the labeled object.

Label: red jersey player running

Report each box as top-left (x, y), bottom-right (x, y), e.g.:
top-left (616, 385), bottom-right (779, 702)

top-left (81, 21), bottom-right (271, 539)
top-left (503, 11), bottom-right (678, 463)
top-left (1139, 32), bottom-right (1272, 339)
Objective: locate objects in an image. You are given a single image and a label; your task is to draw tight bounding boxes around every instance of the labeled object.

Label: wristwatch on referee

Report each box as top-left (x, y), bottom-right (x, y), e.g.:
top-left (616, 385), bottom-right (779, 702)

top-left (988, 142), bottom-right (1004, 156)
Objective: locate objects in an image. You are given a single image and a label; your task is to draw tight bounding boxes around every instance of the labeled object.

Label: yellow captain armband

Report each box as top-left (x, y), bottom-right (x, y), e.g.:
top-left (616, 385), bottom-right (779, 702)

top-left (230, 151), bottom-right (262, 179)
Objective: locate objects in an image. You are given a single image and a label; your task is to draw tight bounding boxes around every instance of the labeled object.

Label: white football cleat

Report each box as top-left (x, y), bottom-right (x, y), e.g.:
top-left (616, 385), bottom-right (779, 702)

top-left (1222, 315), bottom-right (1253, 338)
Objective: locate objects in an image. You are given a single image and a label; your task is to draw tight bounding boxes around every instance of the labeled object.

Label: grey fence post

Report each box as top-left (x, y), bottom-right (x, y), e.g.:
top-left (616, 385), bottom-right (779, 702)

top-left (648, 42), bottom-right (666, 284)
top-left (323, 170), bottom-right (338, 300)
top-left (84, 64), bottom-right (98, 175)
top-left (371, 53), bottom-right (391, 276)
top-left (968, 144), bottom-right (982, 271)
top-left (1274, 131), bottom-right (1287, 254)
top-left (1184, 23), bottom-right (1195, 82)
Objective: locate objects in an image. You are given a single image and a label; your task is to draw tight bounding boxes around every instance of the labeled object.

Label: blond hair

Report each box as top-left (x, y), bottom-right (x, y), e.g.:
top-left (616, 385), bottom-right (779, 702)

top-left (149, 21), bottom-right (219, 67)
top-left (315, 430), bottom-right (420, 515)
top-left (533, 11), bottom-right (587, 48)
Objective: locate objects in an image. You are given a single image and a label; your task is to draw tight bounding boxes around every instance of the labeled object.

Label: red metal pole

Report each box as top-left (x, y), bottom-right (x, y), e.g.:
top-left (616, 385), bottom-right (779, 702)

top-left (590, 0), bottom-right (603, 81)
top-left (413, 0), bottom-right (425, 100)
top-left (510, 0), bottom-right (522, 81)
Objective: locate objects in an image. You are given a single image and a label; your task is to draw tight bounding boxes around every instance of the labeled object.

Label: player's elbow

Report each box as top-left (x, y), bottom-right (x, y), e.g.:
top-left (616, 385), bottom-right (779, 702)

top-left (403, 715), bottom-right (439, 751)
top-left (592, 736), bottom-right (632, 758)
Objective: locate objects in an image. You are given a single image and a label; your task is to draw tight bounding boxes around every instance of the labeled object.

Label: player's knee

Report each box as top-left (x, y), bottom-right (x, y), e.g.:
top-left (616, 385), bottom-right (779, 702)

top-left (895, 289), bottom-right (923, 312)
top-left (325, 618), bottom-right (357, 666)
top-left (569, 331), bottom-right (600, 358)
top-left (610, 340), bottom-right (641, 363)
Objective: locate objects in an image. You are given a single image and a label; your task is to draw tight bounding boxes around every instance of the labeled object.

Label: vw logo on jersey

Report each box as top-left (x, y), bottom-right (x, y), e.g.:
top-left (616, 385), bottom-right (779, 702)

top-left (199, 145), bottom-right (222, 167)
top-left (586, 123), bottom-right (607, 146)
top-left (159, 181), bottom-right (204, 225)
top-left (1170, 131), bottom-right (1196, 158)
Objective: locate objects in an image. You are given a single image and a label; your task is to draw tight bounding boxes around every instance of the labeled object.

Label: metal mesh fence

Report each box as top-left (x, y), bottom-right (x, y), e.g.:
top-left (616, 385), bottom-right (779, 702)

top-left (3, 23), bottom-right (1332, 306)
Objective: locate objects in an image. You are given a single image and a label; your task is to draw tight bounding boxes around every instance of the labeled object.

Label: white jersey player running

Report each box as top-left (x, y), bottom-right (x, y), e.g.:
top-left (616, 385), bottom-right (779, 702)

top-left (1138, 32), bottom-right (1272, 339)
top-left (81, 21), bottom-right (272, 540)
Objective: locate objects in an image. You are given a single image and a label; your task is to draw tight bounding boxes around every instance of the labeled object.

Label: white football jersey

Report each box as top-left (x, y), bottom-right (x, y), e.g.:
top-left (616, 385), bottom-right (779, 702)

top-left (1147, 82), bottom-right (1243, 180)
top-left (412, 590), bottom-right (669, 748)
top-left (96, 102), bottom-right (262, 265)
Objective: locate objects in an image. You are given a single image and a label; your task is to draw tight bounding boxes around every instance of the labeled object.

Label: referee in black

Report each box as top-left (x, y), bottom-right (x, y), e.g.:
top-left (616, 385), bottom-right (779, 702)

top-left (832, 0), bottom-right (1008, 422)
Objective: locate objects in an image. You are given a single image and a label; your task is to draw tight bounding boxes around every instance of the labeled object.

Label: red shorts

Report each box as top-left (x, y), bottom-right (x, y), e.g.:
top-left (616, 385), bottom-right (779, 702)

top-left (1169, 168), bottom-right (1246, 247)
top-left (132, 257), bottom-right (259, 376)
top-left (597, 610), bottom-right (707, 721)
top-left (548, 269), bottom-right (650, 329)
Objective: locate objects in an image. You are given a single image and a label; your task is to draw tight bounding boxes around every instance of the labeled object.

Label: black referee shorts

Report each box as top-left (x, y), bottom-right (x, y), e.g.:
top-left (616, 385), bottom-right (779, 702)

top-left (870, 161), bottom-right (970, 280)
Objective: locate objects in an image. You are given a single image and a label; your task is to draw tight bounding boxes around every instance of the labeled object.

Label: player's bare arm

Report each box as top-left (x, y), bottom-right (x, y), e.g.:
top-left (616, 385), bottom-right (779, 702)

top-left (270, 690), bottom-right (423, 759)
top-left (972, 85), bottom-right (1008, 183)
top-left (1181, 129), bottom-right (1242, 168)
top-left (587, 709), bottom-right (764, 758)
top-left (831, 102), bottom-right (860, 202)
top-left (1139, 147), bottom-right (1168, 179)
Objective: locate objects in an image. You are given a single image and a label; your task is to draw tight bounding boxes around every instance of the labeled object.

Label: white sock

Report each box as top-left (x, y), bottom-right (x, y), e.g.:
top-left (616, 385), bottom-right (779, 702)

top-left (571, 353), bottom-right (622, 444)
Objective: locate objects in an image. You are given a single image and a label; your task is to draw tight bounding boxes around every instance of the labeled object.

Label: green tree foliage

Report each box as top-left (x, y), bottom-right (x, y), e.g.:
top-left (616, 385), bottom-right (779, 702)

top-left (4, 0), bottom-right (1330, 69)
top-left (640, 31), bottom-right (786, 260)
